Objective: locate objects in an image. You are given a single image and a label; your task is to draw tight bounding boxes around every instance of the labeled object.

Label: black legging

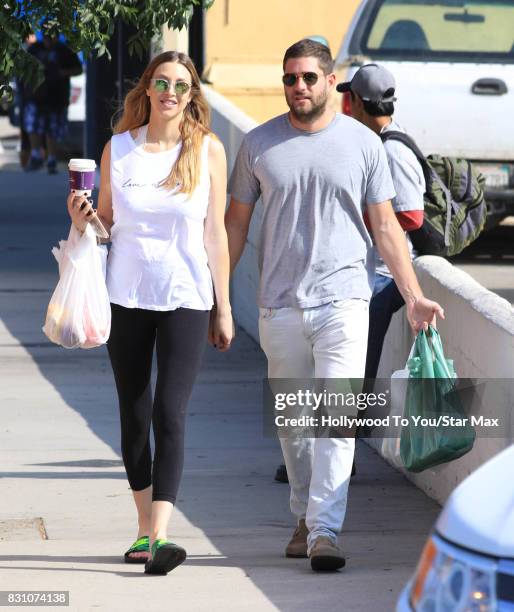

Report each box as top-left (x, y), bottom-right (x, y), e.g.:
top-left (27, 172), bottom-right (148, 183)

top-left (107, 303), bottom-right (209, 503)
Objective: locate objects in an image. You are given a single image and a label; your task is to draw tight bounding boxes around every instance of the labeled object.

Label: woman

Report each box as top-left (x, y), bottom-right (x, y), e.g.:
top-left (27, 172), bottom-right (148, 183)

top-left (66, 51), bottom-right (233, 575)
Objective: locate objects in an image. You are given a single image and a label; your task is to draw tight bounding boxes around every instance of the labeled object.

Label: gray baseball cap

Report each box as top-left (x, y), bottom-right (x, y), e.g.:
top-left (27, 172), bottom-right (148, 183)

top-left (336, 64), bottom-right (397, 103)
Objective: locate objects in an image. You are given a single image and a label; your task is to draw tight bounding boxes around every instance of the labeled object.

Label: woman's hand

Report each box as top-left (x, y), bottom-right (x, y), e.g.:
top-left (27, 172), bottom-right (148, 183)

top-left (208, 307), bottom-right (234, 352)
top-left (66, 190), bottom-right (97, 233)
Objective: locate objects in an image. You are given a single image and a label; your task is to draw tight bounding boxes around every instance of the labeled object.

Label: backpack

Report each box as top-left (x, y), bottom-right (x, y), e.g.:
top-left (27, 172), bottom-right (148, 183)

top-left (380, 130), bottom-right (487, 257)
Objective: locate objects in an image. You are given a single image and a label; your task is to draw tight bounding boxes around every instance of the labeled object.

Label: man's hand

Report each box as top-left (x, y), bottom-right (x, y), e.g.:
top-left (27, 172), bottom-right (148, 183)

top-left (406, 296), bottom-right (445, 332)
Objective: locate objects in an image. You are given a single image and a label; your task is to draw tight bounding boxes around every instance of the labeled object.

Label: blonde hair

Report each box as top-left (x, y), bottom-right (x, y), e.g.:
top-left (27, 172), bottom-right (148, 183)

top-left (113, 51), bottom-right (211, 196)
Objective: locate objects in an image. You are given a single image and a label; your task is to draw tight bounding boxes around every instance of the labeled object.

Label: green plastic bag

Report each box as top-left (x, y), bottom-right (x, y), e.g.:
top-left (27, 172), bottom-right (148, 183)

top-left (400, 326), bottom-right (475, 472)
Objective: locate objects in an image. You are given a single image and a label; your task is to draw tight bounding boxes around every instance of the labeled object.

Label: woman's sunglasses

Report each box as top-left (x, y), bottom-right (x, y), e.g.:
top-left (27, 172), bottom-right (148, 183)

top-left (150, 78), bottom-right (192, 96)
top-left (282, 72), bottom-right (320, 87)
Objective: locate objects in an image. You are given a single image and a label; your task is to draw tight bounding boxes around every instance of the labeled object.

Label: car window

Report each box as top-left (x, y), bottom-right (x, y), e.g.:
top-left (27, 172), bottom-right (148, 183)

top-left (361, 0), bottom-right (514, 62)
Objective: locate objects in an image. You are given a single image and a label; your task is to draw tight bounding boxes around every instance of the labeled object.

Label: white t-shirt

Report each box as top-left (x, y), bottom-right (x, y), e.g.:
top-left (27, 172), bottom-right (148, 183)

top-left (106, 127), bottom-right (213, 311)
top-left (374, 119), bottom-right (425, 278)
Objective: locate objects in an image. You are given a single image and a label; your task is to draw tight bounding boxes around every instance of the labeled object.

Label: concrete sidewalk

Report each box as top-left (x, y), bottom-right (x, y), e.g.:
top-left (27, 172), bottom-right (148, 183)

top-left (0, 159), bottom-right (440, 612)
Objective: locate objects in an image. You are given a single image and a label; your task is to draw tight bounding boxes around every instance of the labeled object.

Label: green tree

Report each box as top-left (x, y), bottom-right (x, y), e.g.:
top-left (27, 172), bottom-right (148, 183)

top-left (0, 0), bottom-right (214, 97)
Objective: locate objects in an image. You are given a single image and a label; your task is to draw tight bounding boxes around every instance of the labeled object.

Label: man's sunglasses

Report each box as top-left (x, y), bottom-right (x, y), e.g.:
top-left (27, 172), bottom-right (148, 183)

top-left (282, 72), bottom-right (320, 87)
top-left (150, 78), bottom-right (192, 96)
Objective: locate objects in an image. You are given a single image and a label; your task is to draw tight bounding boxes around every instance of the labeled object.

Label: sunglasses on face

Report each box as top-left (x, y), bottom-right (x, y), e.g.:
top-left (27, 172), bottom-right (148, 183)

top-left (282, 72), bottom-right (320, 87)
top-left (150, 78), bottom-right (192, 96)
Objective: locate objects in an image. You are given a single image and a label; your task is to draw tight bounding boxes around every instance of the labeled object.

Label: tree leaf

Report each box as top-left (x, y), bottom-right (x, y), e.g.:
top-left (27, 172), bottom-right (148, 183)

top-left (1, 0), bottom-right (214, 84)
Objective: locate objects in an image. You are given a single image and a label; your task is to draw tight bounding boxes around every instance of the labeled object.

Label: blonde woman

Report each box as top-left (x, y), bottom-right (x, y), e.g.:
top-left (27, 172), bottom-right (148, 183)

top-left (66, 51), bottom-right (233, 575)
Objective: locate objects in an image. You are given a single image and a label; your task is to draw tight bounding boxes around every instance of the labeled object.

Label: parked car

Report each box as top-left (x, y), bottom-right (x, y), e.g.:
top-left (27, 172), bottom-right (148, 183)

top-left (334, 0), bottom-right (514, 226)
top-left (67, 69), bottom-right (86, 156)
top-left (396, 444), bottom-right (514, 611)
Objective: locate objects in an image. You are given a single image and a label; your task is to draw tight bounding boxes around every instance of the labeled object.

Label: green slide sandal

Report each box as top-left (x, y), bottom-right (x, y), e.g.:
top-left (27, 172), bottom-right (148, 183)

top-left (144, 539), bottom-right (187, 575)
top-left (124, 535), bottom-right (150, 564)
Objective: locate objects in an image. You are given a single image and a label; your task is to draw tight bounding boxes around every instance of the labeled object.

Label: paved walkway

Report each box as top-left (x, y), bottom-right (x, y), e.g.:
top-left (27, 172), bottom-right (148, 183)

top-left (0, 155), bottom-right (440, 611)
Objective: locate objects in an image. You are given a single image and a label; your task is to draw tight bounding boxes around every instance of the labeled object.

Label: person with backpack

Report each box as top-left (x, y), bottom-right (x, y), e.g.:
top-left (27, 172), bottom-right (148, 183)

top-left (337, 64), bottom-right (425, 380)
top-left (338, 63), bottom-right (487, 379)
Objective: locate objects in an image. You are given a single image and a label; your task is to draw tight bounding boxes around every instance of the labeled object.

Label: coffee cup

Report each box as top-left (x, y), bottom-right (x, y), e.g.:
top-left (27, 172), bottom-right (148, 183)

top-left (68, 158), bottom-right (96, 195)
top-left (68, 158), bottom-right (109, 239)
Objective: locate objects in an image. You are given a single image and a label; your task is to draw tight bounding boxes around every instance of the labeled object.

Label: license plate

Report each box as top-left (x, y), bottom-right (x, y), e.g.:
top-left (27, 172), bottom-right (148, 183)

top-left (474, 164), bottom-right (510, 188)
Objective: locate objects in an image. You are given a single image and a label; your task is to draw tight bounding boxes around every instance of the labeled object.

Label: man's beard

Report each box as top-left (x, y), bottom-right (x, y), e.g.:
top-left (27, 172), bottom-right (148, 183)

top-left (287, 90), bottom-right (328, 123)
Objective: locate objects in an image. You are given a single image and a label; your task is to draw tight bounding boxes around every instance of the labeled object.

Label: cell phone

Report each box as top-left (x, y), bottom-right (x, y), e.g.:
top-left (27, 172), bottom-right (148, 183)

top-left (90, 214), bottom-right (109, 239)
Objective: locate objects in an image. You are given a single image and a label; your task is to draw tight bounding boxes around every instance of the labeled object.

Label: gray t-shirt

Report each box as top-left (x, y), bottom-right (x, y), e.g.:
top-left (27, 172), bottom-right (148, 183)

top-left (374, 119), bottom-right (425, 278)
top-left (228, 113), bottom-right (396, 308)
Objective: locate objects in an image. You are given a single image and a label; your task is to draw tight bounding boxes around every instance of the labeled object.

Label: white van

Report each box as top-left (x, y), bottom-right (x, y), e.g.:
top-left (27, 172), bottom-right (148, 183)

top-left (334, 0), bottom-right (514, 225)
top-left (396, 445), bottom-right (514, 611)
top-left (67, 71), bottom-right (86, 155)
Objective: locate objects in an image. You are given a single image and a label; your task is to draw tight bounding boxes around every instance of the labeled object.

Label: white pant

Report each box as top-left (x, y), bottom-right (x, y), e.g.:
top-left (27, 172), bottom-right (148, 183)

top-left (259, 299), bottom-right (369, 551)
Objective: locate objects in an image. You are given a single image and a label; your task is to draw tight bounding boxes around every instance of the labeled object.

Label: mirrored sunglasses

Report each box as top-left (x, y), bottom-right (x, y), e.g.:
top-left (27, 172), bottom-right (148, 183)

top-left (150, 78), bottom-right (191, 96)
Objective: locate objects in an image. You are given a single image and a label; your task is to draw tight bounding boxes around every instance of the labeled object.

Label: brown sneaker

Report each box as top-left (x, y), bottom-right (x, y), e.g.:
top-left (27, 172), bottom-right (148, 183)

top-left (309, 536), bottom-right (346, 571)
top-left (285, 519), bottom-right (309, 558)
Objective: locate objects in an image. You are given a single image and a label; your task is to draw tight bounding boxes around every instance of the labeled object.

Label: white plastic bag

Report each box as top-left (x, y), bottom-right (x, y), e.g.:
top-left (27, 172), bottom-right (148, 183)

top-left (380, 342), bottom-right (416, 469)
top-left (43, 224), bottom-right (111, 349)
top-left (381, 367), bottom-right (409, 469)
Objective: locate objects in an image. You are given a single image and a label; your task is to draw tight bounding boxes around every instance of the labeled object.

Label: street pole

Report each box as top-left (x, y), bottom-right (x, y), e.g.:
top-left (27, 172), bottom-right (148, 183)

top-left (85, 20), bottom-right (149, 162)
top-left (188, 5), bottom-right (205, 78)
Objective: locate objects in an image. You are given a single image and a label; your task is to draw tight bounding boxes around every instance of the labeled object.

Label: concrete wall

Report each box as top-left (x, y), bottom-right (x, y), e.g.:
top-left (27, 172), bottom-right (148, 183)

top-left (373, 256), bottom-right (514, 504)
top-left (204, 0), bottom-right (361, 122)
top-left (205, 84), bottom-right (514, 505)
top-left (159, 2), bottom-right (359, 123)
top-left (160, 27), bottom-right (189, 55)
top-left (205, 0), bottom-right (361, 65)
top-left (203, 86), bottom-right (260, 341)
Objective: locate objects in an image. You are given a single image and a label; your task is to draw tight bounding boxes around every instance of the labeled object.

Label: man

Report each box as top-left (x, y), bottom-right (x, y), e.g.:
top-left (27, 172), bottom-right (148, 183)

top-left (225, 39), bottom-right (443, 572)
top-left (24, 34), bottom-right (82, 174)
top-left (337, 64), bottom-right (426, 380)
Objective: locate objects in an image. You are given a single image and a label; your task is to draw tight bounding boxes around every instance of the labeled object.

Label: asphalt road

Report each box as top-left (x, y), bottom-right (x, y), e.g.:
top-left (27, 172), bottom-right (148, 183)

top-left (449, 220), bottom-right (514, 306)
